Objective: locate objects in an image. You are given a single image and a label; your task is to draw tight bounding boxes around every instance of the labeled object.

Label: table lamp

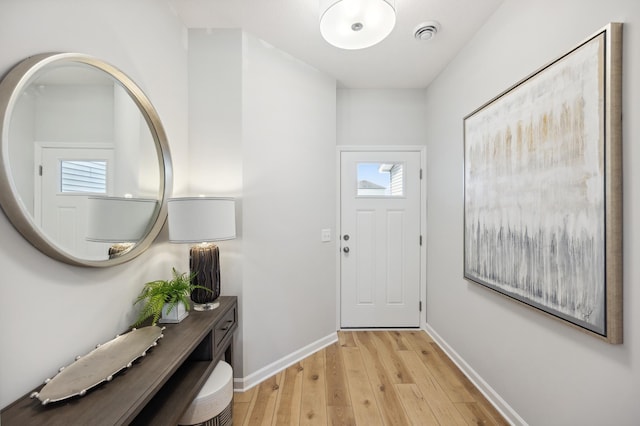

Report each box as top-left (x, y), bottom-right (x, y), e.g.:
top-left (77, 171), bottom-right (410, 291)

top-left (168, 197), bottom-right (236, 310)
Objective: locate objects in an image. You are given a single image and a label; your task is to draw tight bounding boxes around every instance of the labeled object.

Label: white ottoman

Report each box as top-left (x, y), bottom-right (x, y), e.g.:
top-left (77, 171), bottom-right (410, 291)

top-left (178, 361), bottom-right (233, 426)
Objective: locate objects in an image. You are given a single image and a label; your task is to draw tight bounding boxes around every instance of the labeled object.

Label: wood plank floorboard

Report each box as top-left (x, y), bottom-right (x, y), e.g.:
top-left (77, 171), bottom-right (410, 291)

top-left (273, 363), bottom-right (304, 426)
top-left (353, 331), bottom-right (412, 425)
top-left (234, 331), bottom-right (508, 425)
top-left (300, 351), bottom-right (328, 425)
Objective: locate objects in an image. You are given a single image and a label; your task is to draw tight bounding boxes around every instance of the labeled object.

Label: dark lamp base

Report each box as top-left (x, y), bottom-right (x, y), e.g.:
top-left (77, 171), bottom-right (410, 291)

top-left (190, 244), bottom-right (221, 308)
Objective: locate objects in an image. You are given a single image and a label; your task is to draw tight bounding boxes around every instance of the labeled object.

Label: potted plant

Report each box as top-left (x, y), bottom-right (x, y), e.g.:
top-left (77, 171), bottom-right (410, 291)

top-left (132, 268), bottom-right (212, 326)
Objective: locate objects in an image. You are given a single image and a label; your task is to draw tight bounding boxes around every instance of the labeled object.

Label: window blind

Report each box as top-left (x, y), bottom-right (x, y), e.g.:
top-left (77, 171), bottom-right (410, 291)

top-left (60, 160), bottom-right (107, 193)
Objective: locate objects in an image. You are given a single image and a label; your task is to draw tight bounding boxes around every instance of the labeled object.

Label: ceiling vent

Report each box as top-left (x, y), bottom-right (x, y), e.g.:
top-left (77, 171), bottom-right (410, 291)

top-left (414, 21), bottom-right (440, 41)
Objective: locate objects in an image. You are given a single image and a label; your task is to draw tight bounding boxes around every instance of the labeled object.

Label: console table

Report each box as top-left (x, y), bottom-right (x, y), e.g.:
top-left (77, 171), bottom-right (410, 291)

top-left (1, 296), bottom-right (237, 426)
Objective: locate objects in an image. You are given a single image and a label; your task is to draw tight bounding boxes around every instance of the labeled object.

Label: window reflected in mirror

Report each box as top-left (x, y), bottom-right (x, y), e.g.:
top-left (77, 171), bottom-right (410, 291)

top-left (60, 160), bottom-right (107, 193)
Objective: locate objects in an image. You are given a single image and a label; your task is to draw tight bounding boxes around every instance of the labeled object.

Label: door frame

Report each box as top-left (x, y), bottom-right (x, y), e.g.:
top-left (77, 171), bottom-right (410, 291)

top-left (336, 145), bottom-right (427, 330)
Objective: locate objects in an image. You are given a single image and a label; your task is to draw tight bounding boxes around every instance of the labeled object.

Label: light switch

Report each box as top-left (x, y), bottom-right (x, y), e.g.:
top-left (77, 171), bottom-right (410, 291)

top-left (321, 228), bottom-right (331, 242)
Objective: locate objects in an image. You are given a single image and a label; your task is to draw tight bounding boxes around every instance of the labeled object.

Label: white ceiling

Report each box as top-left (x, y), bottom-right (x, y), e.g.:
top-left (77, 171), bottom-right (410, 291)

top-left (168, 0), bottom-right (504, 89)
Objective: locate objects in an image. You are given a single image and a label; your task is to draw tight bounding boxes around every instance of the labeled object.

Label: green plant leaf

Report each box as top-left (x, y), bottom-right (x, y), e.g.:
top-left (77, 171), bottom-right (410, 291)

top-left (132, 268), bottom-right (214, 326)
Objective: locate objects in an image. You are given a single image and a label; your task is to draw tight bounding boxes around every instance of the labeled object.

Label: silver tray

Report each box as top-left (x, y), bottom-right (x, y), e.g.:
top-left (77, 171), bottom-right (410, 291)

top-left (31, 325), bottom-right (164, 405)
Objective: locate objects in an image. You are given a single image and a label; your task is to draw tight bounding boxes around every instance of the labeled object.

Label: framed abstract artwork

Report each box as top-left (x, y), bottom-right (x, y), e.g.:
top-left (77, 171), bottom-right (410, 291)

top-left (463, 23), bottom-right (622, 343)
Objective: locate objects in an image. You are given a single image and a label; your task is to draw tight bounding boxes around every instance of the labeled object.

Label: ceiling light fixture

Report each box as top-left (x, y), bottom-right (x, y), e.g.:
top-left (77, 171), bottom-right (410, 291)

top-left (414, 21), bottom-right (441, 41)
top-left (320, 0), bottom-right (396, 50)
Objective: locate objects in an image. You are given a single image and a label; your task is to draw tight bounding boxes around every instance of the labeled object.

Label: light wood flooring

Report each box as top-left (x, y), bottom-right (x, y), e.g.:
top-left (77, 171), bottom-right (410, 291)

top-left (233, 330), bottom-right (508, 425)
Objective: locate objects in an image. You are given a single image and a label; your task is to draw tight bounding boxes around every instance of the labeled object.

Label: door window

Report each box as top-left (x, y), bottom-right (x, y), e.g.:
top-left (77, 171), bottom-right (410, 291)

top-left (60, 160), bottom-right (107, 194)
top-left (356, 162), bottom-right (404, 197)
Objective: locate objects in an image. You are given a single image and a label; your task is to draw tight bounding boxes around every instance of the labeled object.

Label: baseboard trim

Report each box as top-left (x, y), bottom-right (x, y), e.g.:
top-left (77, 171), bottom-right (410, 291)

top-left (233, 331), bottom-right (338, 392)
top-left (424, 324), bottom-right (527, 426)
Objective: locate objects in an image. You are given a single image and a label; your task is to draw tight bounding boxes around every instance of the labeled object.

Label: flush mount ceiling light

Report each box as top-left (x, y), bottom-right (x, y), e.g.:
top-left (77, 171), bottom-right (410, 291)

top-left (320, 0), bottom-right (396, 50)
top-left (414, 21), bottom-right (441, 41)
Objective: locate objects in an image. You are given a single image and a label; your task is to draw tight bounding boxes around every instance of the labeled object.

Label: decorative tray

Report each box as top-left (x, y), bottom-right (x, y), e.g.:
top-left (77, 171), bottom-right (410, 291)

top-left (30, 325), bottom-right (164, 405)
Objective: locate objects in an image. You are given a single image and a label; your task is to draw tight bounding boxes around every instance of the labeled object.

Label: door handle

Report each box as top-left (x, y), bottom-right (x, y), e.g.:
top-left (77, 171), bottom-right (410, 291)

top-left (343, 247), bottom-right (350, 253)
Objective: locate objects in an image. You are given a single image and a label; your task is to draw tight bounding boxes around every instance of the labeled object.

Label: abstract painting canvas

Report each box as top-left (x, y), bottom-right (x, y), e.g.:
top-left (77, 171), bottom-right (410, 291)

top-left (463, 23), bottom-right (622, 343)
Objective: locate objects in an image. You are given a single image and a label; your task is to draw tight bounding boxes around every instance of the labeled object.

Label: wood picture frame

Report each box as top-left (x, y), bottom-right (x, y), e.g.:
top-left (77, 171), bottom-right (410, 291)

top-left (463, 23), bottom-right (622, 343)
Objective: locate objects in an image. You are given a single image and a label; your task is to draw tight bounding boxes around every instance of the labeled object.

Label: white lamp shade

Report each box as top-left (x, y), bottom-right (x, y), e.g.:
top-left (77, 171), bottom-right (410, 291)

top-left (86, 197), bottom-right (158, 242)
top-left (168, 197), bottom-right (236, 243)
top-left (320, 0), bottom-right (396, 50)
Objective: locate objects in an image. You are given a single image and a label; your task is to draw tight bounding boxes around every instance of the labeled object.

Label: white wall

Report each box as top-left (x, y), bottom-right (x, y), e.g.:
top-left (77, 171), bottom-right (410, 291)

top-left (188, 29), bottom-right (243, 197)
top-left (241, 32), bottom-right (337, 378)
top-left (188, 28), bottom-right (245, 374)
top-left (0, 0), bottom-right (188, 409)
top-left (188, 29), bottom-right (337, 381)
top-left (337, 89), bottom-right (427, 146)
top-left (424, 0), bottom-right (640, 424)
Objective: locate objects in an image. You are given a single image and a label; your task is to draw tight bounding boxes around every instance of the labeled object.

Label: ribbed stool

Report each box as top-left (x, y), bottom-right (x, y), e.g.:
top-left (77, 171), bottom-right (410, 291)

top-left (178, 361), bottom-right (233, 426)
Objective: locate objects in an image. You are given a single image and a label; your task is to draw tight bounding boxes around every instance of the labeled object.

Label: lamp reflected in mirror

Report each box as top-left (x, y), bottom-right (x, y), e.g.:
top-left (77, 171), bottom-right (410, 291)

top-left (168, 197), bottom-right (236, 310)
top-left (86, 196), bottom-right (158, 258)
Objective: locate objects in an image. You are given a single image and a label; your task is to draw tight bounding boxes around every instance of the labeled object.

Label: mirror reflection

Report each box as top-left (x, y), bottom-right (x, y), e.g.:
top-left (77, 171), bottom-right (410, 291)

top-left (0, 53), bottom-right (171, 266)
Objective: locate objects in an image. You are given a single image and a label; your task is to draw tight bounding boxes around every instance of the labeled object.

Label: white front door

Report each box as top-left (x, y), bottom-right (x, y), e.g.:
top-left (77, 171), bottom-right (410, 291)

top-left (340, 150), bottom-right (422, 327)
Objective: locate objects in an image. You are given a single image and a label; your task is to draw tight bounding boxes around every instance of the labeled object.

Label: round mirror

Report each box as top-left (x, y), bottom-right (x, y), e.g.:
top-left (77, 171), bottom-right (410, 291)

top-left (0, 53), bottom-right (172, 267)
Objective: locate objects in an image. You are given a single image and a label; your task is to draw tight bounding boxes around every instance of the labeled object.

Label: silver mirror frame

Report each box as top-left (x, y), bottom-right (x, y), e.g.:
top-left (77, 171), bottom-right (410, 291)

top-left (0, 53), bottom-right (173, 267)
